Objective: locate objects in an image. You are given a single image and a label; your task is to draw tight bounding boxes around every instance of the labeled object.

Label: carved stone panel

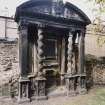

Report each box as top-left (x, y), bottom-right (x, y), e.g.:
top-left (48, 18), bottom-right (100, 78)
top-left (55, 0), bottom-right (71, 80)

top-left (25, 2), bottom-right (83, 21)
top-left (35, 78), bottom-right (47, 100)
top-left (38, 81), bottom-right (46, 96)
top-left (65, 77), bottom-right (76, 96)
top-left (18, 79), bottom-right (30, 103)
top-left (30, 78), bottom-right (37, 97)
top-left (21, 83), bottom-right (28, 98)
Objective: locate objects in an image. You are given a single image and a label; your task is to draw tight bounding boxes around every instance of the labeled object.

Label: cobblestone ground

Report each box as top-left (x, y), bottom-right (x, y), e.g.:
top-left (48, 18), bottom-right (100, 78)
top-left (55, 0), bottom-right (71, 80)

top-left (1, 87), bottom-right (105, 105)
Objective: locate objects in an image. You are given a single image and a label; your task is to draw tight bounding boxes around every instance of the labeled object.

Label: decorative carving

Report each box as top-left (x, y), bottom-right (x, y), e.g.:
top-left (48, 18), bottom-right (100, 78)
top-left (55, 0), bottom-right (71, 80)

top-left (70, 79), bottom-right (74, 90)
top-left (30, 78), bottom-right (37, 97)
top-left (76, 76), bottom-right (81, 90)
top-left (52, 0), bottom-right (64, 16)
top-left (34, 27), bottom-right (47, 99)
top-left (35, 78), bottom-right (46, 98)
top-left (81, 77), bottom-right (86, 88)
top-left (76, 76), bottom-right (87, 94)
top-left (38, 81), bottom-right (45, 96)
top-left (26, 5), bottom-right (52, 15)
top-left (22, 83), bottom-right (27, 98)
top-left (18, 78), bottom-right (30, 103)
top-left (66, 77), bottom-right (75, 96)
top-left (25, 1), bottom-right (83, 21)
top-left (18, 20), bottom-right (29, 31)
top-left (67, 32), bottom-right (73, 74)
top-left (34, 78), bottom-right (47, 100)
top-left (64, 8), bottom-right (82, 20)
top-left (37, 28), bottom-right (44, 74)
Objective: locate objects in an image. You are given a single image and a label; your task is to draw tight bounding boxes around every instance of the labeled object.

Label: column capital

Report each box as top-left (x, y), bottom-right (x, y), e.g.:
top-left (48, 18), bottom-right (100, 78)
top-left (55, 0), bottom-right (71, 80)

top-left (78, 29), bottom-right (86, 37)
top-left (68, 29), bottom-right (76, 38)
top-left (68, 31), bottom-right (73, 37)
top-left (69, 28), bottom-right (76, 32)
top-left (37, 23), bottom-right (47, 29)
top-left (18, 19), bottom-right (29, 31)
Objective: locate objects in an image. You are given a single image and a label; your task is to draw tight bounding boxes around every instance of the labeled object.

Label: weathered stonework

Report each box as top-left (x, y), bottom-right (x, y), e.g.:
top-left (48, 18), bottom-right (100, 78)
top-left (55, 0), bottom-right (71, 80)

top-left (93, 65), bottom-right (105, 85)
top-left (0, 39), bottom-right (19, 96)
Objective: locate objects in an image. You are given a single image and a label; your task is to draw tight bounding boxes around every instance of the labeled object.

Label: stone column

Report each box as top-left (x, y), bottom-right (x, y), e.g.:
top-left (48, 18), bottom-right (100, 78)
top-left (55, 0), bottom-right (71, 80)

top-left (78, 31), bottom-right (85, 74)
top-left (67, 32), bottom-right (73, 75)
top-left (78, 30), bottom-right (87, 94)
top-left (65, 32), bottom-right (76, 96)
top-left (33, 42), bottom-right (38, 75)
top-left (35, 26), bottom-right (47, 100)
top-left (18, 20), bottom-right (30, 103)
top-left (61, 37), bottom-right (66, 85)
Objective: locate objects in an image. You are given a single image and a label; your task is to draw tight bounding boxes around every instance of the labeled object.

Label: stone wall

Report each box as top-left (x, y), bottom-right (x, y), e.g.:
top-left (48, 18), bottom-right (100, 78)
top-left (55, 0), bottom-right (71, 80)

top-left (93, 65), bottom-right (105, 85)
top-left (85, 54), bottom-right (105, 87)
top-left (0, 16), bottom-right (18, 38)
top-left (85, 24), bottom-right (105, 86)
top-left (0, 39), bottom-right (19, 96)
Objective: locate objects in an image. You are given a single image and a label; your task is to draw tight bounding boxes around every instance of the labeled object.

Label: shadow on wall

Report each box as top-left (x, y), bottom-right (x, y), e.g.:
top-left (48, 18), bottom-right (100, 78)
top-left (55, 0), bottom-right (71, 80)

top-left (85, 54), bottom-right (105, 89)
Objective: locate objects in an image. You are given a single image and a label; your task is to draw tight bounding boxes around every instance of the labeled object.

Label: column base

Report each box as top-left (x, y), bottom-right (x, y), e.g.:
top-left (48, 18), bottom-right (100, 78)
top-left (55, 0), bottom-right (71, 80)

top-left (35, 76), bottom-right (47, 100)
top-left (76, 86), bottom-right (87, 95)
top-left (60, 73), bottom-right (65, 86)
top-left (17, 98), bottom-right (30, 104)
top-left (30, 95), bottom-right (48, 101)
top-left (67, 90), bottom-right (76, 97)
top-left (18, 77), bottom-right (30, 103)
top-left (36, 96), bottom-right (48, 100)
top-left (78, 88), bottom-right (87, 95)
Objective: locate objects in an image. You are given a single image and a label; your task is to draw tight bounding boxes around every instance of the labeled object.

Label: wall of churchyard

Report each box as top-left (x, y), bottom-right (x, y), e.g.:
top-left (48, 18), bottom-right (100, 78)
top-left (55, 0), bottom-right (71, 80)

top-left (0, 39), bottom-right (19, 96)
top-left (0, 16), bottom-right (18, 38)
top-left (85, 24), bottom-right (105, 86)
top-left (0, 16), bottom-right (19, 96)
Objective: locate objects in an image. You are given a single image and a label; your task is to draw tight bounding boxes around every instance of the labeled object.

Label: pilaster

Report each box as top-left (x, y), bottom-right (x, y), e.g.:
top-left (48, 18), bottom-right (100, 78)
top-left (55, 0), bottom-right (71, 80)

top-left (18, 20), bottom-right (30, 103)
top-left (77, 30), bottom-right (87, 94)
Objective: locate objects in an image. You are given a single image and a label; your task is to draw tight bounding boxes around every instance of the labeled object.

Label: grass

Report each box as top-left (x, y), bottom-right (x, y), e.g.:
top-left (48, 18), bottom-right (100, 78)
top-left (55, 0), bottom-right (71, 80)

top-left (62, 87), bottom-right (105, 105)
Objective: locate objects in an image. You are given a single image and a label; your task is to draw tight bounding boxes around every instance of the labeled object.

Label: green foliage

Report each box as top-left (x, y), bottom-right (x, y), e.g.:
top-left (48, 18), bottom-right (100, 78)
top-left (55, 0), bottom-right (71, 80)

top-left (52, 69), bottom-right (60, 77)
top-left (89, 0), bottom-right (105, 12)
top-left (88, 0), bottom-right (105, 46)
top-left (85, 54), bottom-right (105, 66)
top-left (97, 36), bottom-right (105, 47)
top-left (95, 0), bottom-right (105, 4)
top-left (85, 54), bottom-right (97, 65)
